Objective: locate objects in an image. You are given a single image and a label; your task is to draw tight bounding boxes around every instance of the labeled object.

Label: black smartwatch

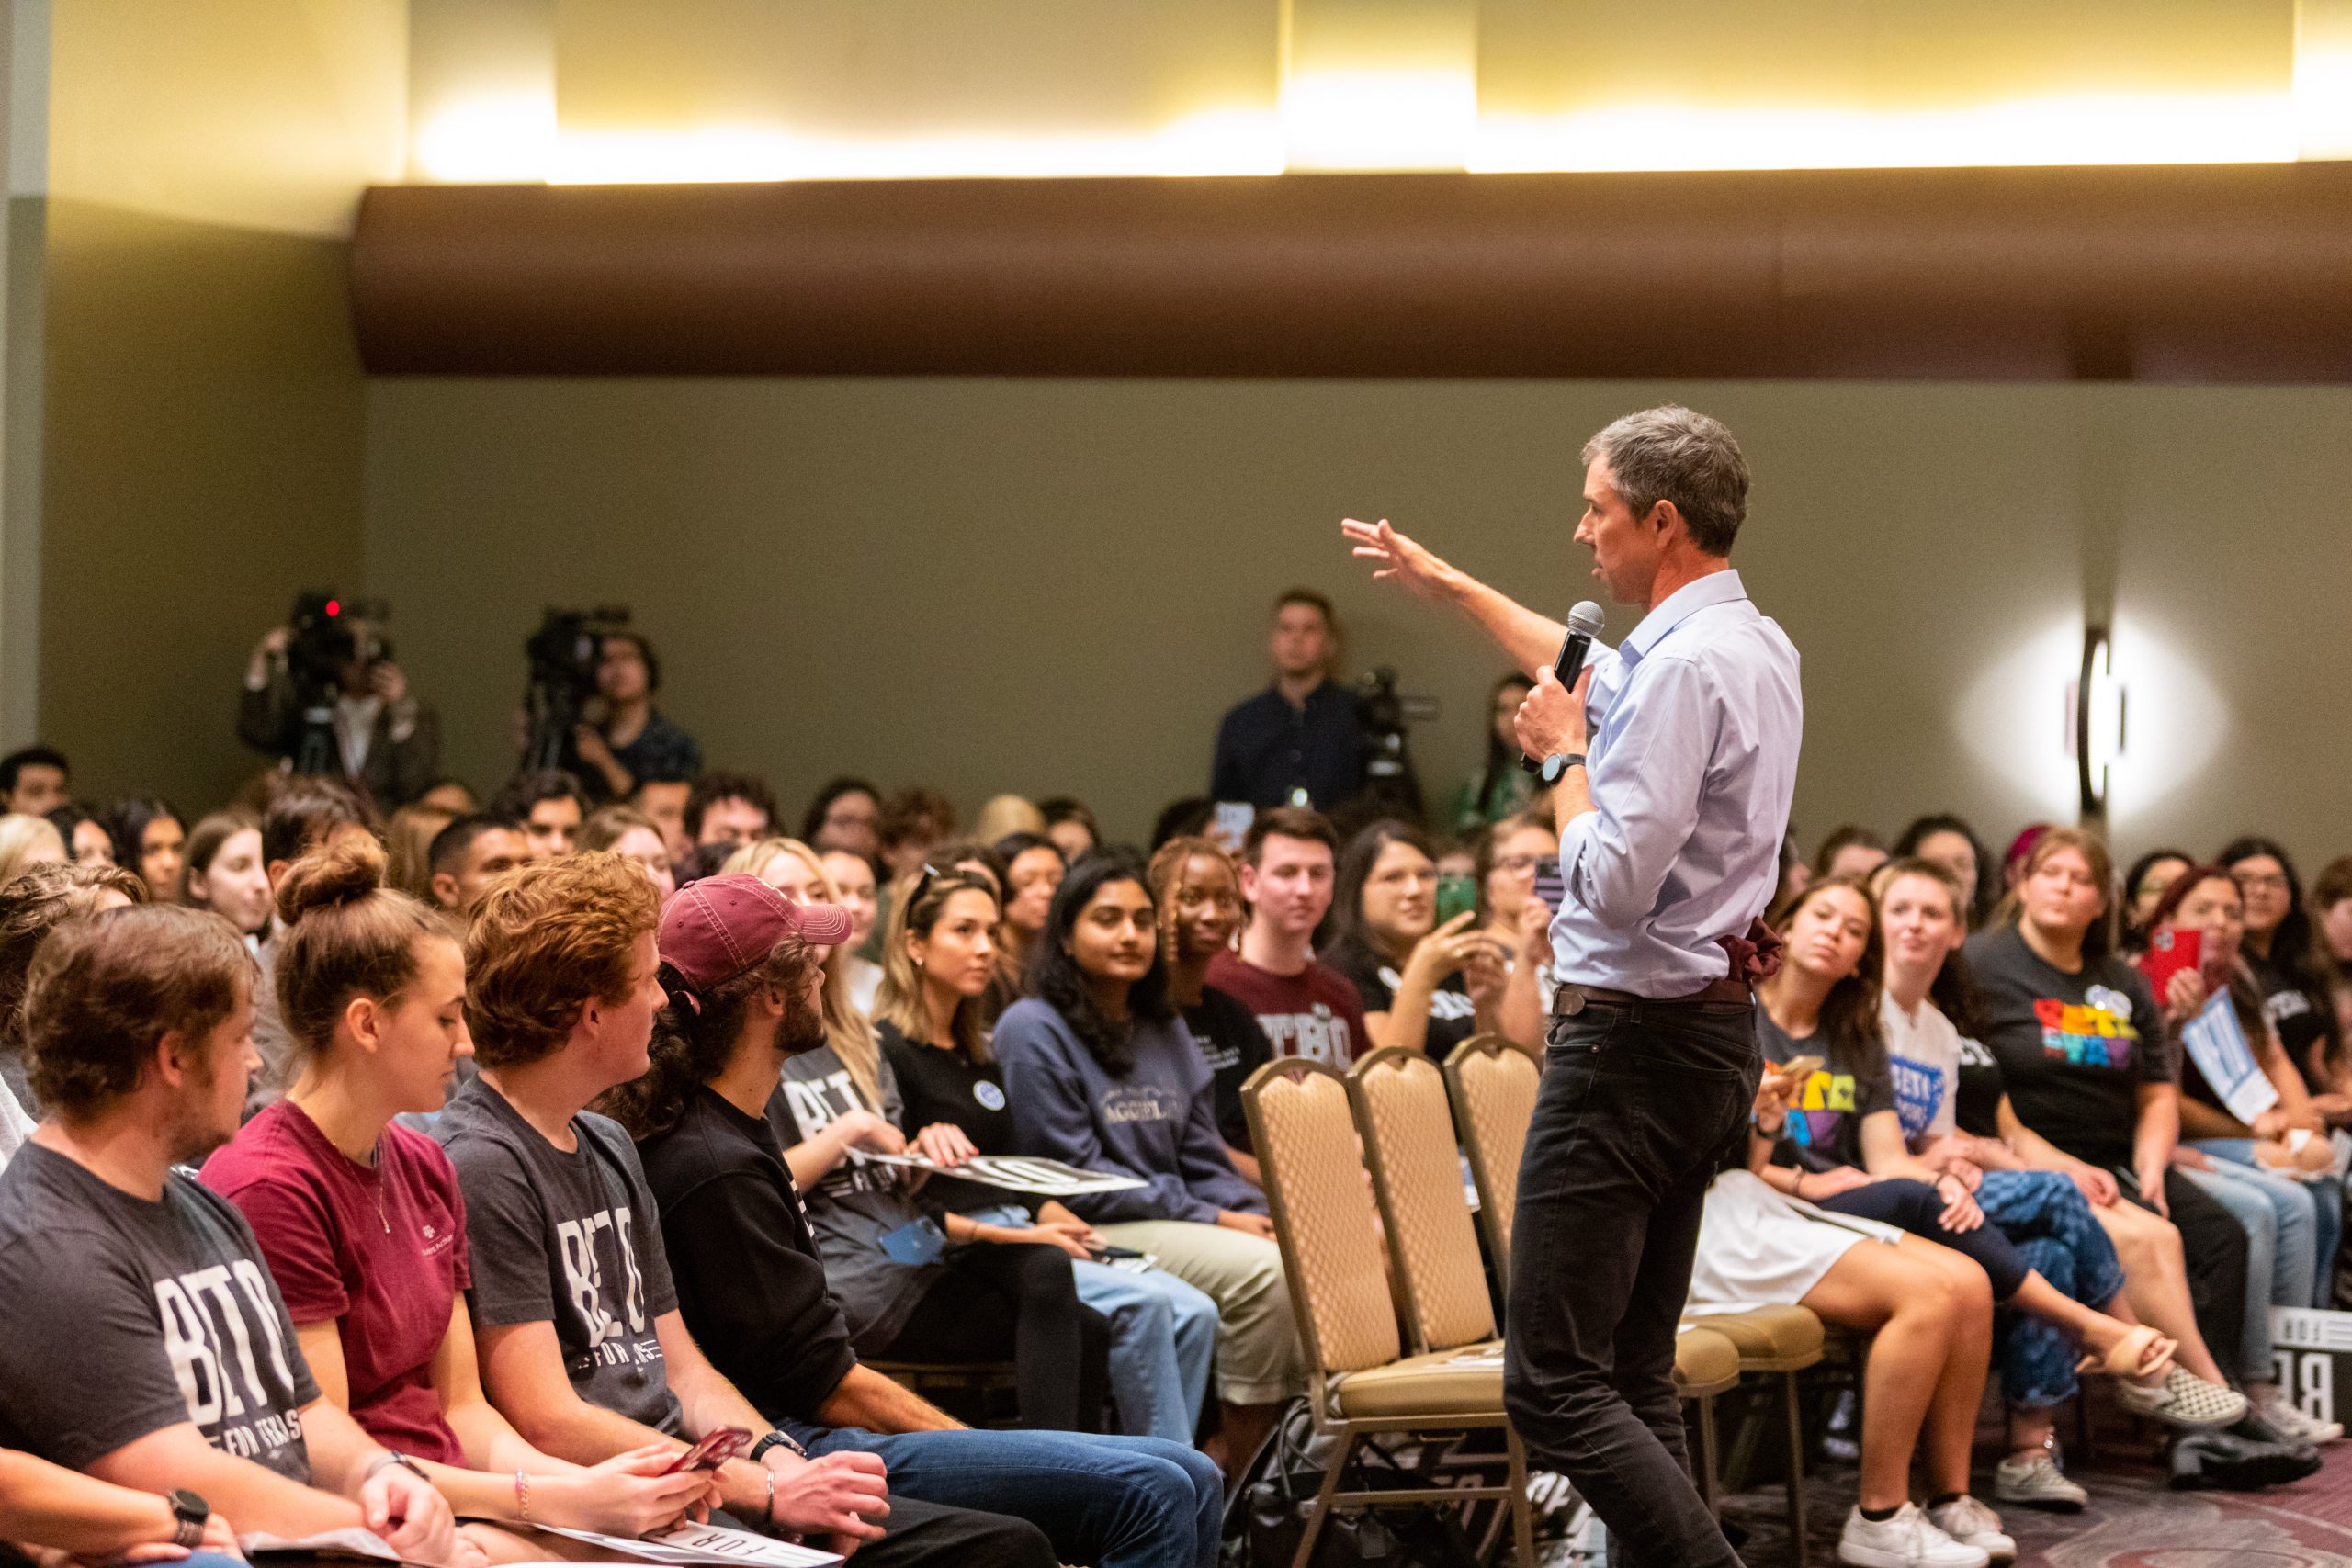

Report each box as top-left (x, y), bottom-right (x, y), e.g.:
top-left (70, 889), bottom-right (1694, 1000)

top-left (750, 1429), bottom-right (806, 1464)
top-left (168, 1489), bottom-right (209, 1550)
top-left (1539, 752), bottom-right (1586, 784)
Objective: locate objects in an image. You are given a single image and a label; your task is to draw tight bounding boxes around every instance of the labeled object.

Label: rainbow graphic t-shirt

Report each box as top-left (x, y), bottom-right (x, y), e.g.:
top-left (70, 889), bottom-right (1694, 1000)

top-left (1962, 926), bottom-right (2170, 1170)
top-left (2030, 984), bottom-right (2142, 1069)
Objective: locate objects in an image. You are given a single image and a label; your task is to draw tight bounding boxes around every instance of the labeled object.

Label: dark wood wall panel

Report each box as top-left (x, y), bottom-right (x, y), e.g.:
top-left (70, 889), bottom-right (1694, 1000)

top-left (351, 164), bottom-right (2352, 379)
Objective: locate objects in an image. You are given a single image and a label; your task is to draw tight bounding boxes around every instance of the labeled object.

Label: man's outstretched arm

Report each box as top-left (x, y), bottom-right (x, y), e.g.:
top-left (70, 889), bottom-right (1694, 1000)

top-left (1341, 517), bottom-right (1565, 677)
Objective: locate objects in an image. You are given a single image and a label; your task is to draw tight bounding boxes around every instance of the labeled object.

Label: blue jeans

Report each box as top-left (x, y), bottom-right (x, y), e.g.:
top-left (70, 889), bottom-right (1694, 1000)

top-left (2176, 1156), bottom-right (2317, 1378)
top-left (784, 1422), bottom-right (1222, 1568)
top-left (2190, 1139), bottom-right (2341, 1310)
top-left (1975, 1169), bottom-right (2127, 1410)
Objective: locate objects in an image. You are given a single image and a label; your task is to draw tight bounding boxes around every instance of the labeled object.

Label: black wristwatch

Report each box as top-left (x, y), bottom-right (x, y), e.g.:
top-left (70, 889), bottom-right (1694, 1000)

top-left (750, 1429), bottom-right (806, 1464)
top-left (1539, 752), bottom-right (1587, 784)
top-left (168, 1489), bottom-right (209, 1550)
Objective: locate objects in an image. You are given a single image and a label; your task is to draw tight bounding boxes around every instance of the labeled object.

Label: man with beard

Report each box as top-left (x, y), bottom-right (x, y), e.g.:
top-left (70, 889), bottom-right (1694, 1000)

top-left (605, 874), bottom-right (1223, 1568)
top-left (0, 905), bottom-right (461, 1561)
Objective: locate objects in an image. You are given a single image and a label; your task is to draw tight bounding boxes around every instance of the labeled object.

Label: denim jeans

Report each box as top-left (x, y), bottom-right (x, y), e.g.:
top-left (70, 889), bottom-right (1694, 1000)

top-left (1502, 997), bottom-right (1759, 1568)
top-left (2190, 1139), bottom-right (2341, 1310)
top-left (1974, 1169), bottom-right (2127, 1410)
top-left (782, 1421), bottom-right (1223, 1568)
top-left (2176, 1155), bottom-right (2319, 1376)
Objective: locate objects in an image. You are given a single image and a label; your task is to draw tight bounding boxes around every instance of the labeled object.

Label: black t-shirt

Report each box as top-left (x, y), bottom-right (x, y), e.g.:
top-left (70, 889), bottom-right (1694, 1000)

top-left (635, 1089), bottom-right (860, 1422)
top-left (434, 1077), bottom-right (684, 1434)
top-left (876, 1020), bottom-right (1014, 1213)
top-left (1324, 939), bottom-right (1479, 1062)
top-left (2247, 953), bottom-right (2333, 1093)
top-left (1962, 926), bottom-right (2172, 1170)
top-left (1182, 986), bottom-right (1273, 1153)
top-left (1756, 1008), bottom-right (1893, 1173)
top-left (1953, 1035), bottom-right (2006, 1140)
top-left (0, 1144), bottom-right (320, 1477)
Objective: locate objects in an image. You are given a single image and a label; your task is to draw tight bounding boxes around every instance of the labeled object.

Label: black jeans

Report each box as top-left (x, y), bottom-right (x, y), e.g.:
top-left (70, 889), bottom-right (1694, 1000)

top-left (888, 1241), bottom-right (1111, 1430)
top-left (1502, 998), bottom-right (1759, 1568)
top-left (1816, 1178), bottom-right (2030, 1298)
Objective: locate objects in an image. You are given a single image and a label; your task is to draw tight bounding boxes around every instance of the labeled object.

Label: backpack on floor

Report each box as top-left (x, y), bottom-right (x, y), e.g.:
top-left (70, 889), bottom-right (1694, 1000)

top-left (1222, 1398), bottom-right (1487, 1568)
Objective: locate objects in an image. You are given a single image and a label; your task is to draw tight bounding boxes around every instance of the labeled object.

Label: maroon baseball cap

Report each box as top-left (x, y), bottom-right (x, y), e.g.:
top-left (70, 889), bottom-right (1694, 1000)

top-left (659, 874), bottom-right (854, 993)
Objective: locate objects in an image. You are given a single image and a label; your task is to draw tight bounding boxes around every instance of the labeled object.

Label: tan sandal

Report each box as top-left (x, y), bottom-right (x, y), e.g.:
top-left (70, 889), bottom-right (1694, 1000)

top-left (2075, 1323), bottom-right (2177, 1382)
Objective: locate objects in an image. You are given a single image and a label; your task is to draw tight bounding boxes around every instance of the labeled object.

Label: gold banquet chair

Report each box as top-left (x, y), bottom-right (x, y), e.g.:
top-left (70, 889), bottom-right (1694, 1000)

top-left (1243, 1057), bottom-right (1540, 1568)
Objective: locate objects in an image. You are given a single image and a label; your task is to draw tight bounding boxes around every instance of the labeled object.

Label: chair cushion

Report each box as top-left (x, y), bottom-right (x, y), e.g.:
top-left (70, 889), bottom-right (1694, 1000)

top-left (1682, 1303), bottom-right (1825, 1365)
top-left (1673, 1325), bottom-right (1740, 1394)
top-left (1331, 1345), bottom-right (1505, 1418)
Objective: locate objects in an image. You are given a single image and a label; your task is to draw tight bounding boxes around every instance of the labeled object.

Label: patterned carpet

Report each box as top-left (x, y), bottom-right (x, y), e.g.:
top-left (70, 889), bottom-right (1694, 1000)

top-left (1707, 1387), bottom-right (2352, 1567)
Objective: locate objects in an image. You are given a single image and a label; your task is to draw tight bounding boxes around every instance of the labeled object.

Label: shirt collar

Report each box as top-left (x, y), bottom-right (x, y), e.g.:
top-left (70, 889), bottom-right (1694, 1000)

top-left (1620, 569), bottom-right (1746, 665)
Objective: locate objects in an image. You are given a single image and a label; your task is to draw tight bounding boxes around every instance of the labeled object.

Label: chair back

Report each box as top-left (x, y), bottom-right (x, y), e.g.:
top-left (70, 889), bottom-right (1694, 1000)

top-left (1349, 1047), bottom-right (1496, 1354)
top-left (1244, 1057), bottom-right (1402, 1377)
top-left (1443, 1034), bottom-right (1540, 1289)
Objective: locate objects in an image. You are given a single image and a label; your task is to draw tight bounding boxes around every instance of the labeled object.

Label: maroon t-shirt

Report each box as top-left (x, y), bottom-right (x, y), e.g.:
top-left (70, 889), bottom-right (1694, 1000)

top-left (201, 1102), bottom-right (470, 1465)
top-left (1207, 951), bottom-right (1371, 1067)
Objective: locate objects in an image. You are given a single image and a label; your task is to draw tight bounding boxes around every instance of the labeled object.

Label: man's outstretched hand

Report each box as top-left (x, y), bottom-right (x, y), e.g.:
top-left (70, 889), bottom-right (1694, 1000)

top-left (1342, 518), bottom-right (1450, 602)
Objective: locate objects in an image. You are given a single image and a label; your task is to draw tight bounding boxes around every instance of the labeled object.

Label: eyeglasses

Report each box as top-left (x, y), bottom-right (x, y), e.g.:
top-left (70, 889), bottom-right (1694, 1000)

top-left (2233, 871), bottom-right (2291, 892)
top-left (1494, 853), bottom-right (1543, 875)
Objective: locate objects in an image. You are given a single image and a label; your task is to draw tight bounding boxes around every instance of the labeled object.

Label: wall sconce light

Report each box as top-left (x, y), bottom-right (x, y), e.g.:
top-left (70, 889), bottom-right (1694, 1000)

top-left (2070, 624), bottom-right (2126, 817)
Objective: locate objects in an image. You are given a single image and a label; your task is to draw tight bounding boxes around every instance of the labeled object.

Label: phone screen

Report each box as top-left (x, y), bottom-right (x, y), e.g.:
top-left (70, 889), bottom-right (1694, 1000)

top-left (1435, 874), bottom-right (1478, 926)
top-left (664, 1427), bottom-right (751, 1474)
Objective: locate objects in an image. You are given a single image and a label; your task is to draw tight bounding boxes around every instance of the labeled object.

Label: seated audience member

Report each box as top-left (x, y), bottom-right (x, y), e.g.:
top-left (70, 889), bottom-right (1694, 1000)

top-left (1148, 798), bottom-right (1214, 854)
top-left (1323, 819), bottom-right (1493, 1057)
top-left (202, 838), bottom-right (720, 1540)
top-left (876, 787), bottom-right (956, 881)
top-left (2220, 837), bottom-right (2343, 1105)
top-left (989, 833), bottom-right (1065, 1022)
top-left (0, 1446), bottom-right (242, 1566)
top-left (250, 780), bottom-right (379, 1110)
top-left (0, 816), bottom-right (65, 888)
top-left (48, 803), bottom-right (116, 866)
top-left (2002, 826), bottom-right (2055, 898)
top-left (1897, 813), bottom-right (1995, 930)
top-left (0, 747), bottom-right (69, 818)
top-left (737, 843), bottom-right (1112, 1432)
top-left (2304, 855), bottom-right (2352, 1120)
top-left (108, 797), bottom-right (186, 904)
top-left (1875, 861), bottom-right (2247, 1506)
top-left (996, 855), bottom-right (1303, 1481)
top-left (1695, 1064), bottom-right (2014, 1567)
top-left (613, 874), bottom-right (1218, 1568)
top-left (1448, 672), bottom-right (1537, 835)
top-left (871, 865), bottom-right (1216, 1448)
top-left (1037, 797), bottom-right (1099, 864)
top-left (241, 613), bottom-right (440, 808)
top-left (569, 631), bottom-right (702, 805)
top-left (802, 779), bottom-right (883, 861)
top-left (1147, 838), bottom-right (1272, 1185)
top-left (1476, 811), bottom-right (1560, 1055)
top-left (430, 853), bottom-right (913, 1553)
top-left (1758, 882), bottom-right (2219, 1466)
top-left (0, 861), bottom-right (146, 1123)
top-left (1813, 824), bottom-right (1889, 884)
top-left (688, 771), bottom-right (779, 853)
top-left (181, 811), bottom-right (273, 942)
top-left (971, 795), bottom-right (1046, 847)
top-left (2121, 848), bottom-right (2193, 951)
top-left (816, 849), bottom-right (884, 1012)
top-left (1961, 830), bottom-right (2263, 1409)
top-left (2142, 869), bottom-right (2341, 1373)
top-left (428, 815), bottom-right (531, 919)
top-left (490, 771), bottom-right (586, 861)
top-left (416, 779), bottom-right (478, 816)
top-left (383, 803), bottom-right (455, 899)
top-left (635, 772), bottom-right (696, 867)
top-left (580, 805), bottom-right (679, 901)
top-left (1206, 807), bottom-right (1369, 1067)
top-left (0, 905), bottom-right (465, 1562)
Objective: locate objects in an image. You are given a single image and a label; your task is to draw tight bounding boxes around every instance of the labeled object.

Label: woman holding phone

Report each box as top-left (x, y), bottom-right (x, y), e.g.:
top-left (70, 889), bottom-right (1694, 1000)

top-left (1322, 820), bottom-right (1497, 1056)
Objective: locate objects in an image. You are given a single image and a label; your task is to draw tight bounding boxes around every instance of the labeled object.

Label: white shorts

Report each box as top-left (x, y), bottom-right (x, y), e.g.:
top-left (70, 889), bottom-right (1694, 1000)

top-left (1685, 1168), bottom-right (1902, 1312)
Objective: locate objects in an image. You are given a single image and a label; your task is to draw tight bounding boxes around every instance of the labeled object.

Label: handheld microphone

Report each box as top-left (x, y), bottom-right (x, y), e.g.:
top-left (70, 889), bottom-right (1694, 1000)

top-left (1518, 600), bottom-right (1606, 773)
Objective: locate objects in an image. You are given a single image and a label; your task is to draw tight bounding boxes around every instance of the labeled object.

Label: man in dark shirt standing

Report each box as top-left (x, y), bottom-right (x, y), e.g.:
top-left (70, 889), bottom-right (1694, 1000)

top-left (1210, 589), bottom-right (1366, 812)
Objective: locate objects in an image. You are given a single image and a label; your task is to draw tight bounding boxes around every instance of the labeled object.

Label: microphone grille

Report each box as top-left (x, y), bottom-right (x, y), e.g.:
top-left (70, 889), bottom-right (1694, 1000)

top-left (1567, 601), bottom-right (1606, 636)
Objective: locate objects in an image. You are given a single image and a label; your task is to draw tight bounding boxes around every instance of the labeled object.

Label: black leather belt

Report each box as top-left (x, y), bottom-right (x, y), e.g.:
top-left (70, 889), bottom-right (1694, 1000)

top-left (1552, 976), bottom-right (1754, 1015)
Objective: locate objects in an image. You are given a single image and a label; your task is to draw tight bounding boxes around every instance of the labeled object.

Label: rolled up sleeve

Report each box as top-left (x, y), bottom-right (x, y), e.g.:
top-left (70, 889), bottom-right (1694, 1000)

top-left (1558, 657), bottom-right (1715, 929)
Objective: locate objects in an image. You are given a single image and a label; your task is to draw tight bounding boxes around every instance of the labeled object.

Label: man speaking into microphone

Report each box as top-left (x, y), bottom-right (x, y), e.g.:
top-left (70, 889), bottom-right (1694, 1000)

top-left (1345, 406), bottom-right (1799, 1567)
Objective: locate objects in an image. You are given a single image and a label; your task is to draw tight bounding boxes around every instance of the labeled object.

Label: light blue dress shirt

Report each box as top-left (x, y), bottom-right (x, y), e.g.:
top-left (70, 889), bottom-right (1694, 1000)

top-left (1547, 569), bottom-right (1803, 998)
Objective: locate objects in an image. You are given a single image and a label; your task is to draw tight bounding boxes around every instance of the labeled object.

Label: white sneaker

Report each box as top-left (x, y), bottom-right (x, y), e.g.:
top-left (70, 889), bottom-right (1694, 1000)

top-left (1926, 1497), bottom-right (2015, 1564)
top-left (1994, 1450), bottom-right (2087, 1512)
top-left (1837, 1503), bottom-right (1991, 1568)
top-left (2256, 1391), bottom-right (2346, 1444)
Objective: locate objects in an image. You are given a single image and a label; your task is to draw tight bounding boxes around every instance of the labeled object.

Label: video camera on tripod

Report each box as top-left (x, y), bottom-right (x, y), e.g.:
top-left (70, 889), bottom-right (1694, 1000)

top-left (521, 605), bottom-right (635, 773)
top-left (1355, 667), bottom-right (1437, 820)
top-left (285, 592), bottom-right (391, 777)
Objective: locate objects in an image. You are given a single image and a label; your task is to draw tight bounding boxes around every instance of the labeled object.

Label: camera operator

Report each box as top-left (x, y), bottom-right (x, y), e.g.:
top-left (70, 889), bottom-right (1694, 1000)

top-left (239, 600), bottom-right (439, 807)
top-left (1209, 588), bottom-right (1367, 812)
top-left (567, 630), bottom-right (702, 804)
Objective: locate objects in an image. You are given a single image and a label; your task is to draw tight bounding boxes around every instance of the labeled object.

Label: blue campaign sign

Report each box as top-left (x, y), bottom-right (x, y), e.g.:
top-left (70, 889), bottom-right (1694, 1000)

top-left (2178, 988), bottom-right (2279, 1125)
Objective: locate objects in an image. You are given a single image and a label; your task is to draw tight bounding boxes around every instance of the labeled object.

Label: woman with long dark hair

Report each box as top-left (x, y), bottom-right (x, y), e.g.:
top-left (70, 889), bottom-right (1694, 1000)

top-left (1448, 672), bottom-right (1537, 834)
top-left (1323, 819), bottom-right (1495, 1057)
top-left (107, 795), bottom-right (185, 904)
top-left (2218, 836), bottom-right (2344, 1102)
top-left (994, 853), bottom-right (1301, 1483)
top-left (1896, 813), bottom-right (1995, 931)
top-left (2120, 848), bottom-right (2193, 952)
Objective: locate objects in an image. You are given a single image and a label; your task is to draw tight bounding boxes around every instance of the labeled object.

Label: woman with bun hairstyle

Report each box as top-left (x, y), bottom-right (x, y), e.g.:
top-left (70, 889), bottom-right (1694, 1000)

top-left (201, 836), bottom-right (718, 1548)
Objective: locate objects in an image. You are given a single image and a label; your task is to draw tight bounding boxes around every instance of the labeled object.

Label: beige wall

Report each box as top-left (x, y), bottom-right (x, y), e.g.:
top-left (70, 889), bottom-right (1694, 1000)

top-left (359, 378), bottom-right (2352, 870)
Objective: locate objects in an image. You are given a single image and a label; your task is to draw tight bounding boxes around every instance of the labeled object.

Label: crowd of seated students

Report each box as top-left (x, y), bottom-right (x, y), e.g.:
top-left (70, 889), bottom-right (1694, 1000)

top-left (6, 723), bottom-right (2352, 1567)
